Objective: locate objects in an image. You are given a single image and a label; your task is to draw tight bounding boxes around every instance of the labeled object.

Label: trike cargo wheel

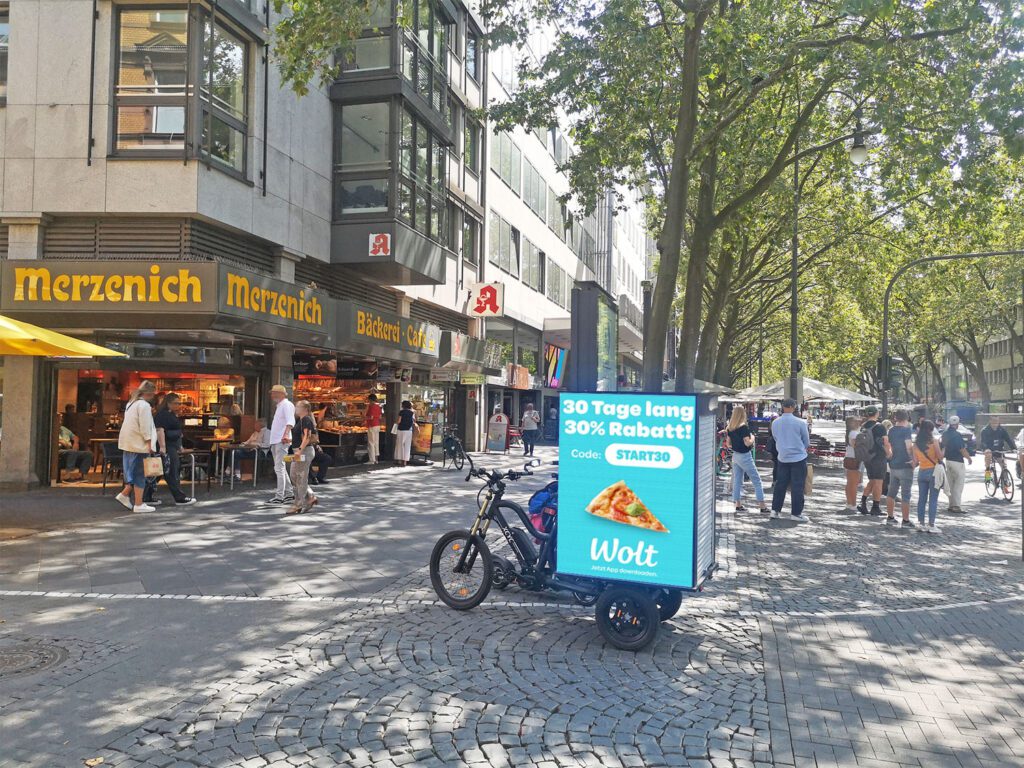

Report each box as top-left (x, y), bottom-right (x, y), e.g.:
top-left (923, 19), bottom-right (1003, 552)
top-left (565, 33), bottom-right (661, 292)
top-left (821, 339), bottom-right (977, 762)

top-left (656, 589), bottom-right (684, 621)
top-left (430, 529), bottom-right (493, 610)
top-left (573, 591), bottom-right (598, 606)
top-left (595, 586), bottom-right (659, 651)
top-left (492, 555), bottom-right (515, 589)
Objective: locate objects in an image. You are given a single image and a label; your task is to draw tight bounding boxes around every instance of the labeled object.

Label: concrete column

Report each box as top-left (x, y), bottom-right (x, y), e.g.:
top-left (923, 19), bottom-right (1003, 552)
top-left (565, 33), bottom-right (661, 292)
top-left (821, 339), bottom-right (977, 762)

top-left (0, 356), bottom-right (44, 491)
top-left (2, 214), bottom-right (50, 260)
top-left (275, 248), bottom-right (301, 283)
top-left (0, 215), bottom-right (49, 489)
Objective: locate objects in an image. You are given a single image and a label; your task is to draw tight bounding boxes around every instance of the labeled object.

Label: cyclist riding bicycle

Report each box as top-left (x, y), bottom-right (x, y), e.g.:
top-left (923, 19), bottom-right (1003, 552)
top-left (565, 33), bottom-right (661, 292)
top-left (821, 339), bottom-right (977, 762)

top-left (980, 415), bottom-right (1016, 476)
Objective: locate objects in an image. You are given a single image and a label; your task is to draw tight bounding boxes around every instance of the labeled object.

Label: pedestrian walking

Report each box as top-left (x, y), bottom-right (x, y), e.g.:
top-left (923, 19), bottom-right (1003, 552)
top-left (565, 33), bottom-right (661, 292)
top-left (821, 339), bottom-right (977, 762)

top-left (286, 400), bottom-right (319, 515)
top-left (942, 415), bottom-right (971, 512)
top-left (267, 384), bottom-right (295, 506)
top-left (144, 393), bottom-right (197, 506)
top-left (521, 402), bottom-right (541, 457)
top-left (913, 420), bottom-right (944, 533)
top-left (884, 409), bottom-right (915, 528)
top-left (393, 400), bottom-right (418, 466)
top-left (843, 416), bottom-right (863, 513)
top-left (855, 405), bottom-right (887, 516)
top-left (365, 393), bottom-right (382, 464)
top-left (726, 408), bottom-right (767, 512)
top-left (115, 380), bottom-right (158, 513)
top-left (769, 398), bottom-right (811, 522)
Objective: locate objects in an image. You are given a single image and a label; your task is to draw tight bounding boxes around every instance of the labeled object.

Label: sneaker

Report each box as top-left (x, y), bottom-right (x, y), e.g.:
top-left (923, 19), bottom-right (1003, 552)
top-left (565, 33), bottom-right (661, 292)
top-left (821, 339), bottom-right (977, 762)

top-left (149, 500), bottom-right (163, 507)
top-left (844, 506), bottom-right (857, 513)
top-left (885, 516), bottom-right (897, 525)
top-left (769, 510), bottom-right (780, 519)
top-left (928, 524), bottom-right (941, 534)
top-left (791, 513), bottom-right (812, 523)
top-left (175, 497), bottom-right (197, 506)
top-left (282, 494), bottom-right (296, 503)
top-left (900, 519), bottom-right (915, 529)
top-left (133, 504), bottom-right (156, 513)
top-left (869, 507), bottom-right (883, 516)
top-left (115, 492), bottom-right (133, 510)
top-left (916, 523), bottom-right (926, 532)
top-left (264, 496), bottom-right (285, 505)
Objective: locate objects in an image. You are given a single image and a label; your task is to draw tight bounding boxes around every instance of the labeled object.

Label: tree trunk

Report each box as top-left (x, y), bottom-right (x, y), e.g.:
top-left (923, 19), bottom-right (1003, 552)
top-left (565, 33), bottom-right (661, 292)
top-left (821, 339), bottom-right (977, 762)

top-left (675, 148), bottom-right (718, 392)
top-left (713, 301), bottom-right (742, 384)
top-left (695, 237), bottom-right (734, 382)
top-left (923, 344), bottom-right (947, 404)
top-left (642, 13), bottom-right (707, 392)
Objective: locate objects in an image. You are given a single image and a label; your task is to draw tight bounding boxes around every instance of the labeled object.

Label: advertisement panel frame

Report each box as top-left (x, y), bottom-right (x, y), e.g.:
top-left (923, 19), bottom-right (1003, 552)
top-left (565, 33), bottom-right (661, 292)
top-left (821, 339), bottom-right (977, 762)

top-left (554, 391), bottom-right (718, 592)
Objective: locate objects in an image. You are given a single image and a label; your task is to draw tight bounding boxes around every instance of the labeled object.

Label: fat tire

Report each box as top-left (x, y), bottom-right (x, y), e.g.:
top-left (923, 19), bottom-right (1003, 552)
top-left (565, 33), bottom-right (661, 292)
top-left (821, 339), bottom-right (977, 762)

top-left (656, 589), bottom-right (684, 621)
top-left (430, 529), bottom-right (493, 610)
top-left (595, 586), bottom-right (660, 651)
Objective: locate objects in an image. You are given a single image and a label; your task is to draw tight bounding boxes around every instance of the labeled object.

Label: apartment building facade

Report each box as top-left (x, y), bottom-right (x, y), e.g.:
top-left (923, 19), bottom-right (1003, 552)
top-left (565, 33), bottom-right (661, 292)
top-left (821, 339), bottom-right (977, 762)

top-left (0, 0), bottom-right (651, 489)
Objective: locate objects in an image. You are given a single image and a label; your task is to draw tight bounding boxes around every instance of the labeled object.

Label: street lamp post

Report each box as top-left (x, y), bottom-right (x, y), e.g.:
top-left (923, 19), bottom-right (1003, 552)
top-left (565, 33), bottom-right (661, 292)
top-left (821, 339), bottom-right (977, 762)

top-left (789, 102), bottom-right (869, 401)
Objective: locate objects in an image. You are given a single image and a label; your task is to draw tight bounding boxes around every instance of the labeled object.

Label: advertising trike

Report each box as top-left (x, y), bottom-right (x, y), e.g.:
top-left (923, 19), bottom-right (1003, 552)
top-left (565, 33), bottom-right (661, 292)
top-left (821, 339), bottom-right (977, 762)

top-left (429, 392), bottom-right (719, 651)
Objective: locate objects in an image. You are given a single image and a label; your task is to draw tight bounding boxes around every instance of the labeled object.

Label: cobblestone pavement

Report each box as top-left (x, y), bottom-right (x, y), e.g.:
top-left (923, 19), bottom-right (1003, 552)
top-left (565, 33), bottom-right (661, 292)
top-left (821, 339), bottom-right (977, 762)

top-left (2, 446), bottom-right (1023, 767)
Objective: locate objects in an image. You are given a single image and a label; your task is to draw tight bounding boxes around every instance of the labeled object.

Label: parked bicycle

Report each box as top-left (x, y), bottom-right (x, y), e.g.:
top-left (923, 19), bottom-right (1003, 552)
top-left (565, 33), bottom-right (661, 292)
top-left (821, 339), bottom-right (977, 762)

top-left (441, 424), bottom-right (467, 470)
top-left (428, 455), bottom-right (685, 650)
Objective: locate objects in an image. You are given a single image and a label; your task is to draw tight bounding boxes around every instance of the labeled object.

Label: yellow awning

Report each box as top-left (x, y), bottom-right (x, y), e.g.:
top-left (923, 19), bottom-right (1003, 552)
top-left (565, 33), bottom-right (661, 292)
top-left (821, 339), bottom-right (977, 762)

top-left (0, 315), bottom-right (127, 358)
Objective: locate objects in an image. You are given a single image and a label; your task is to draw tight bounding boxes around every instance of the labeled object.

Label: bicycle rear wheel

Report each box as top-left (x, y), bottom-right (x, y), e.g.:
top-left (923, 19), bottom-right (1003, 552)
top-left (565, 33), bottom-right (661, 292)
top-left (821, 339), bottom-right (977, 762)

top-left (430, 529), bottom-right (493, 610)
top-left (1001, 469), bottom-right (1015, 501)
top-left (453, 447), bottom-right (465, 471)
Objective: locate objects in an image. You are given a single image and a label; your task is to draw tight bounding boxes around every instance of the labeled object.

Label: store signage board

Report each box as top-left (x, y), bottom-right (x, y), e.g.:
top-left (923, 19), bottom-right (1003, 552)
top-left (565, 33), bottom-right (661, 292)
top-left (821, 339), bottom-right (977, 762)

top-left (340, 302), bottom-right (441, 358)
top-left (486, 420), bottom-right (508, 452)
top-left (461, 373), bottom-right (486, 386)
top-left (468, 283), bottom-right (504, 318)
top-left (429, 369), bottom-right (460, 382)
top-left (506, 364), bottom-right (532, 390)
top-left (218, 267), bottom-right (335, 343)
top-left (292, 352), bottom-right (338, 377)
top-left (1, 261), bottom-right (218, 312)
top-left (412, 421), bottom-right (435, 456)
top-left (556, 392), bottom-right (717, 591)
top-left (369, 233), bottom-right (392, 257)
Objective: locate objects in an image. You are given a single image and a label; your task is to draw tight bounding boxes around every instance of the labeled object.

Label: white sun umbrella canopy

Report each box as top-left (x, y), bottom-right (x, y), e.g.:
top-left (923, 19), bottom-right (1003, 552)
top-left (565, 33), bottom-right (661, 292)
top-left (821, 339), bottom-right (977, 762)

top-left (734, 377), bottom-right (879, 404)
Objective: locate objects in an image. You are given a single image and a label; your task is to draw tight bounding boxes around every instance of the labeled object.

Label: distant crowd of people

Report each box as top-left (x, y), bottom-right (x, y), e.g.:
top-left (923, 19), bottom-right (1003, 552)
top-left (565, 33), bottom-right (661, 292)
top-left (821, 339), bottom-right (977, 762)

top-left (726, 401), bottom-right (1011, 532)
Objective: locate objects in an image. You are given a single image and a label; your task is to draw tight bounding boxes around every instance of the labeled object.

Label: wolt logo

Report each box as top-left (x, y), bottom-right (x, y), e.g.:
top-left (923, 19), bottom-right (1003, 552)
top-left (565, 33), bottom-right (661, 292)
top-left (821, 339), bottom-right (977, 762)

top-left (369, 233), bottom-right (391, 256)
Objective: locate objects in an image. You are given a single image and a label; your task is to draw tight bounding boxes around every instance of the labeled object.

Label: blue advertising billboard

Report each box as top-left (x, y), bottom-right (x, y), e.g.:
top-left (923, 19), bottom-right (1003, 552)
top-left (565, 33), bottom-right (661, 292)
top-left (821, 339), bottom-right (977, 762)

top-left (556, 392), bottom-right (715, 590)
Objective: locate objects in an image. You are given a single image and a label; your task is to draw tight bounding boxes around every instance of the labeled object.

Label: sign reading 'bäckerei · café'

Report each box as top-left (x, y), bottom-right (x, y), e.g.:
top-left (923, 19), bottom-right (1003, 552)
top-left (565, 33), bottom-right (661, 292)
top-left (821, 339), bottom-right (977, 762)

top-left (340, 301), bottom-right (440, 357)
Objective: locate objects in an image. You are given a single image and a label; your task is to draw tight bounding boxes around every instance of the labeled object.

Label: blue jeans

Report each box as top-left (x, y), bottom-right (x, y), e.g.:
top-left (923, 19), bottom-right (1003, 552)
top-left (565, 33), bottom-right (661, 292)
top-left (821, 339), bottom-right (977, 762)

top-left (917, 468), bottom-right (939, 525)
top-left (772, 459), bottom-right (807, 517)
top-left (731, 450), bottom-right (764, 503)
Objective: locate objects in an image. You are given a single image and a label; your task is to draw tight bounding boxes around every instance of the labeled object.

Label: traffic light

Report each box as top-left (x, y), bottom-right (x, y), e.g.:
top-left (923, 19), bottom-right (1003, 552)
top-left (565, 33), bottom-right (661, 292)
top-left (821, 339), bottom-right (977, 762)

top-left (877, 355), bottom-right (904, 391)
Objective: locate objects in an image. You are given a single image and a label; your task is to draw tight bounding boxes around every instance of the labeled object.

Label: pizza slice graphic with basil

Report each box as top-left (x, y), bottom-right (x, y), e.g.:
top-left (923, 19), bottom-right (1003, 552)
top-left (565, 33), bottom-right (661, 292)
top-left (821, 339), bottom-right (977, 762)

top-left (586, 481), bottom-right (669, 533)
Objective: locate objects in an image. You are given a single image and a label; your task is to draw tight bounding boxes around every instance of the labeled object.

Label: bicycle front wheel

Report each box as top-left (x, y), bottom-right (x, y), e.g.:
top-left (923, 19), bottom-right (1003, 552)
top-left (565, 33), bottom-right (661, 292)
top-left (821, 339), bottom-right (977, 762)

top-left (1001, 470), bottom-right (1015, 501)
top-left (430, 529), bottom-right (493, 610)
top-left (985, 471), bottom-right (998, 497)
top-left (453, 447), bottom-right (465, 471)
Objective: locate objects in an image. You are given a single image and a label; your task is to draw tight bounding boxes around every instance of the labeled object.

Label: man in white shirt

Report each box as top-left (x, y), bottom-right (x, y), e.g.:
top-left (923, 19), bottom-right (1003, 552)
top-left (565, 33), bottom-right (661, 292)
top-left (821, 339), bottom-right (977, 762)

top-left (268, 385), bottom-right (295, 504)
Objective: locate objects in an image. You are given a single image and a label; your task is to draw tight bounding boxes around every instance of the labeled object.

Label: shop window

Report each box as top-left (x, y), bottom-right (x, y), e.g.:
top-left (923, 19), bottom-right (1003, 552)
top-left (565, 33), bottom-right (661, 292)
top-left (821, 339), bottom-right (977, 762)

top-left (0, 10), bottom-right (10, 104)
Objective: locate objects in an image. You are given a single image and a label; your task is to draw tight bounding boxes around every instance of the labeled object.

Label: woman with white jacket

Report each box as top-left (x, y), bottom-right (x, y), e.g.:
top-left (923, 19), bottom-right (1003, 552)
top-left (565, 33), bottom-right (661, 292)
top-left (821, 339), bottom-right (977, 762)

top-left (116, 380), bottom-right (158, 513)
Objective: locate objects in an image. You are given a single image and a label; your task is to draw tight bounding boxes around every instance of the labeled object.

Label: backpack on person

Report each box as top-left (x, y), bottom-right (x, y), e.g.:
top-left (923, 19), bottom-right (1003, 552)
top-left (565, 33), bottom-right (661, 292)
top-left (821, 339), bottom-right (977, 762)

top-left (854, 425), bottom-right (876, 463)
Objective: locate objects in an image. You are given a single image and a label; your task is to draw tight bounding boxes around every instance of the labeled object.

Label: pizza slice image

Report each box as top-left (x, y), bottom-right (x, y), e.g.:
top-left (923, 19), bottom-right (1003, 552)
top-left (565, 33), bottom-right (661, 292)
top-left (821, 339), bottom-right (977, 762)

top-left (586, 481), bottom-right (669, 533)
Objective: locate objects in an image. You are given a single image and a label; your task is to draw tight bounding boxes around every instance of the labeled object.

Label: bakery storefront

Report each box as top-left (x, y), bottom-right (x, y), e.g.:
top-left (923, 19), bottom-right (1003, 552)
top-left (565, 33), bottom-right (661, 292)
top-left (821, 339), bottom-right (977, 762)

top-left (0, 260), bottom-right (332, 487)
top-left (292, 302), bottom-right (443, 461)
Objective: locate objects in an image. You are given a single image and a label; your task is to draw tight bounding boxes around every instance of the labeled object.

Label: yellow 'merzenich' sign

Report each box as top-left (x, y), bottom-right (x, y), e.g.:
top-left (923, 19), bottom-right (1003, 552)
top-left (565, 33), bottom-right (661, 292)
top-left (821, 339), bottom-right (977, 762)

top-left (224, 272), bottom-right (323, 325)
top-left (13, 265), bottom-right (202, 303)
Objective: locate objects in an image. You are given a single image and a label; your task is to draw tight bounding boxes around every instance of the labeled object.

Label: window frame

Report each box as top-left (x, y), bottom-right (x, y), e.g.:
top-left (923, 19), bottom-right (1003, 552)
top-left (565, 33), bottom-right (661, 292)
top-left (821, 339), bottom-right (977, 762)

top-left (110, 6), bottom-right (252, 180)
top-left (0, 8), bottom-right (9, 106)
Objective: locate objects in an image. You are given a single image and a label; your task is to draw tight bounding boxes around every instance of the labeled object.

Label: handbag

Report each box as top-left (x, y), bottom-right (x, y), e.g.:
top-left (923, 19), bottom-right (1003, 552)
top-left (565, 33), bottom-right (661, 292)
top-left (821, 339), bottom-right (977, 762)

top-left (842, 457), bottom-right (860, 471)
top-left (143, 455), bottom-right (164, 478)
top-left (932, 460), bottom-right (947, 491)
top-left (390, 423), bottom-right (398, 435)
top-left (804, 463), bottom-right (814, 495)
